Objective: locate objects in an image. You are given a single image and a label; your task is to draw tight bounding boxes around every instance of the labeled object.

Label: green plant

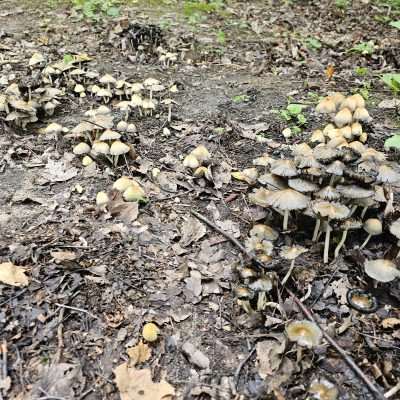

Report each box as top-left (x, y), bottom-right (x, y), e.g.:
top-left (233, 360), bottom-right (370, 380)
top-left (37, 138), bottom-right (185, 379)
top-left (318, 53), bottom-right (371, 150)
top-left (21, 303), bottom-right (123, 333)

top-left (72, 0), bottom-right (120, 20)
top-left (232, 94), bottom-right (250, 103)
top-left (217, 30), bottom-right (226, 44)
top-left (354, 67), bottom-right (369, 77)
top-left (389, 20), bottom-right (400, 28)
top-left (350, 41), bottom-right (375, 55)
top-left (382, 73), bottom-right (400, 94)
top-left (306, 37), bottom-right (322, 51)
top-left (384, 134), bottom-right (400, 150)
top-left (335, 0), bottom-right (349, 9)
top-left (275, 103), bottom-right (308, 133)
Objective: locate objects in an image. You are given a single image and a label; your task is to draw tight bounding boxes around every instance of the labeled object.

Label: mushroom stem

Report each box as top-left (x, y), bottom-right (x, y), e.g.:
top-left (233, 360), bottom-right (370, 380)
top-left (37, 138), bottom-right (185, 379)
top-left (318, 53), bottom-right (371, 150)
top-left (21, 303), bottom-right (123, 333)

top-left (283, 210), bottom-right (290, 231)
top-left (281, 259), bottom-right (295, 286)
top-left (349, 205), bottom-right (358, 217)
top-left (334, 229), bottom-right (348, 259)
top-left (257, 292), bottom-right (267, 311)
top-left (167, 104), bottom-right (172, 122)
top-left (323, 220), bottom-right (331, 264)
top-left (114, 155), bottom-right (119, 167)
top-left (384, 185), bottom-right (394, 216)
top-left (360, 234), bottom-right (372, 249)
top-left (397, 249), bottom-right (400, 258)
top-left (312, 218), bottom-right (321, 242)
top-left (150, 89), bottom-right (153, 100)
top-left (125, 110), bottom-right (129, 121)
top-left (360, 206), bottom-right (369, 219)
top-left (238, 300), bottom-right (253, 314)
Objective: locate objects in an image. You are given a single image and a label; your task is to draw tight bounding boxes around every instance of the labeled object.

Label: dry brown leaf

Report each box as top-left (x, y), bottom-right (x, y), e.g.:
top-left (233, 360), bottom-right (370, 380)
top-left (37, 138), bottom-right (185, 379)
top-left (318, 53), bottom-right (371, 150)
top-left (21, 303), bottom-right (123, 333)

top-left (108, 190), bottom-right (139, 225)
top-left (127, 341), bottom-right (152, 365)
top-left (382, 318), bottom-right (400, 329)
top-left (256, 335), bottom-right (286, 378)
top-left (51, 251), bottom-right (77, 262)
top-left (114, 363), bottom-right (175, 400)
top-left (325, 64), bottom-right (335, 80)
top-left (0, 262), bottom-right (29, 287)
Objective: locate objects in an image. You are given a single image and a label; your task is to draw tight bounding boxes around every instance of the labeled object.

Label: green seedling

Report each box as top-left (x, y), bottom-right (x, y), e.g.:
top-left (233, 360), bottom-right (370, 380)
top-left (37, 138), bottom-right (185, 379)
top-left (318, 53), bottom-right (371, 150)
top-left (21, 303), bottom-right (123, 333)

top-left (385, 135), bottom-right (400, 150)
top-left (306, 37), bottom-right (322, 51)
top-left (335, 0), bottom-right (349, 9)
top-left (382, 73), bottom-right (400, 94)
top-left (354, 67), bottom-right (368, 77)
top-left (232, 94), bottom-right (250, 103)
top-left (72, 0), bottom-right (120, 20)
top-left (389, 20), bottom-right (400, 28)
top-left (217, 30), bottom-right (226, 44)
top-left (350, 41), bottom-right (375, 55)
top-left (276, 103), bottom-right (308, 134)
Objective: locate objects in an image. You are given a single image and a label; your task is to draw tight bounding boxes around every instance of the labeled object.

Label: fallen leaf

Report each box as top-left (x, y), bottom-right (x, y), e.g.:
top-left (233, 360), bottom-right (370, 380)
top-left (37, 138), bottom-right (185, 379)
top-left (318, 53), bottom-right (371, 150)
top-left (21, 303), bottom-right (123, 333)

top-left (180, 217), bottom-right (206, 247)
top-left (108, 191), bottom-right (139, 225)
top-left (41, 157), bottom-right (78, 183)
top-left (182, 342), bottom-right (210, 369)
top-left (256, 335), bottom-right (286, 378)
top-left (127, 341), bottom-right (152, 365)
top-left (325, 64), bottom-right (335, 80)
top-left (185, 270), bottom-right (202, 297)
top-left (0, 262), bottom-right (29, 287)
top-left (382, 318), bottom-right (400, 329)
top-left (50, 251), bottom-right (77, 263)
top-left (114, 363), bottom-right (175, 400)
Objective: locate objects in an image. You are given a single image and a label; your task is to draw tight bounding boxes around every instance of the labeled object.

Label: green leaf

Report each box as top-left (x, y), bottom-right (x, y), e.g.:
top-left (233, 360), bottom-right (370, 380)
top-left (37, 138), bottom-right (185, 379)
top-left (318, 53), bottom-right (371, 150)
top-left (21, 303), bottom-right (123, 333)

top-left (232, 94), bottom-right (250, 103)
top-left (217, 30), bottom-right (226, 44)
top-left (279, 110), bottom-right (291, 121)
top-left (381, 73), bottom-right (400, 93)
top-left (63, 54), bottom-right (74, 64)
top-left (389, 20), bottom-right (400, 29)
top-left (107, 6), bottom-right (120, 17)
top-left (287, 103), bottom-right (306, 116)
top-left (354, 67), bottom-right (368, 77)
top-left (384, 135), bottom-right (400, 150)
top-left (306, 37), bottom-right (322, 50)
top-left (297, 114), bottom-right (307, 125)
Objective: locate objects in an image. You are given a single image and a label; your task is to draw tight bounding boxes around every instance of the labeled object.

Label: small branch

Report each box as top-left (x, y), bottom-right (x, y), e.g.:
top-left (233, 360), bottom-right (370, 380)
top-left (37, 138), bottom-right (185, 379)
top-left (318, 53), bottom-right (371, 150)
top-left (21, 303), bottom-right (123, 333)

top-left (287, 289), bottom-right (386, 400)
top-left (234, 345), bottom-right (256, 390)
top-left (385, 381), bottom-right (400, 398)
top-left (191, 210), bottom-right (279, 270)
top-left (53, 303), bottom-right (99, 320)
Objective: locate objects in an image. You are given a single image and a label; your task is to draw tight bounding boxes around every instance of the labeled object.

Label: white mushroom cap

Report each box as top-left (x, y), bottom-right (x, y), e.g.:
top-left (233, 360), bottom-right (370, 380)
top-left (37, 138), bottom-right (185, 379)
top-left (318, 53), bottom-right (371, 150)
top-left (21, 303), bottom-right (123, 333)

top-left (99, 74), bottom-right (117, 85)
top-left (291, 143), bottom-right (313, 157)
top-left (334, 107), bottom-right (353, 128)
top-left (390, 219), bottom-right (400, 239)
top-left (82, 156), bottom-right (93, 166)
top-left (96, 191), bottom-right (109, 207)
top-left (265, 189), bottom-right (310, 211)
top-left (73, 142), bottom-right (91, 155)
top-left (96, 105), bottom-right (111, 115)
top-left (99, 129), bottom-right (121, 141)
top-left (288, 178), bottom-right (319, 193)
top-left (143, 78), bottom-right (160, 87)
top-left (258, 173), bottom-right (287, 190)
top-left (131, 83), bottom-right (144, 92)
top-left (43, 122), bottom-right (64, 135)
top-left (142, 98), bottom-right (156, 110)
top-left (363, 218), bottom-right (382, 236)
top-left (351, 122), bottom-right (363, 136)
top-left (117, 121), bottom-right (128, 132)
top-left (250, 224), bottom-right (279, 241)
top-left (311, 201), bottom-right (350, 220)
top-left (116, 101), bottom-right (131, 111)
top-left (183, 154), bottom-right (200, 169)
top-left (92, 141), bottom-right (110, 155)
top-left (110, 141), bottom-right (130, 155)
top-left (113, 176), bottom-right (140, 192)
top-left (286, 320), bottom-right (322, 348)
top-left (364, 259), bottom-right (400, 282)
top-left (270, 159), bottom-right (298, 177)
top-left (232, 168), bottom-right (258, 184)
top-left (279, 245), bottom-right (308, 260)
top-left (97, 88), bottom-right (112, 98)
top-left (349, 141), bottom-right (366, 155)
top-left (131, 94), bottom-right (143, 107)
top-left (326, 160), bottom-right (345, 176)
top-left (295, 155), bottom-right (321, 169)
top-left (350, 93), bottom-right (366, 108)
top-left (330, 92), bottom-right (345, 107)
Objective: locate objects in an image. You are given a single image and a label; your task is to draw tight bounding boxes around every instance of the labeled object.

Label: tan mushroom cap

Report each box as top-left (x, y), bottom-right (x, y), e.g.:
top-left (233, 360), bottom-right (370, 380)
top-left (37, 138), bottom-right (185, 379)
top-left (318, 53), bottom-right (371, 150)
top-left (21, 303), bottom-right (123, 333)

top-left (363, 218), bottom-right (382, 236)
top-left (270, 159), bottom-right (298, 177)
top-left (330, 92), bottom-right (345, 107)
top-left (349, 141), bottom-right (366, 155)
top-left (351, 122), bottom-right (363, 136)
top-left (286, 320), bottom-right (322, 348)
top-left (245, 236), bottom-right (274, 255)
top-left (110, 141), bottom-right (130, 155)
top-left (232, 168), bottom-right (258, 185)
top-left (73, 142), bottom-right (91, 155)
top-left (123, 185), bottom-right (146, 202)
top-left (313, 145), bottom-right (338, 161)
top-left (336, 185), bottom-right (374, 199)
top-left (310, 129), bottom-right (325, 143)
top-left (183, 154), bottom-right (200, 169)
top-left (361, 148), bottom-right (386, 162)
top-left (377, 165), bottom-right (400, 184)
top-left (340, 96), bottom-right (357, 112)
top-left (390, 219), bottom-right (400, 239)
top-left (249, 188), bottom-right (271, 207)
top-left (258, 173), bottom-right (287, 190)
top-left (191, 145), bottom-right (210, 164)
top-left (279, 245), bottom-right (308, 260)
top-left (316, 186), bottom-right (341, 201)
top-left (43, 122), bottom-right (64, 135)
top-left (92, 141), bottom-right (110, 155)
top-left (353, 107), bottom-right (371, 122)
top-left (364, 259), bottom-right (400, 282)
top-left (99, 74), bottom-right (116, 85)
top-left (250, 224), bottom-right (279, 241)
top-left (253, 155), bottom-right (275, 167)
top-left (311, 201), bottom-right (350, 220)
top-left (113, 176), bottom-right (140, 192)
top-left (292, 143), bottom-right (313, 157)
top-left (309, 379), bottom-right (339, 400)
top-left (296, 155), bottom-right (321, 169)
top-left (288, 178), bottom-right (319, 193)
top-left (326, 160), bottom-right (345, 176)
top-left (265, 188), bottom-right (310, 211)
top-left (334, 107), bottom-right (352, 128)
top-left (316, 97), bottom-right (336, 114)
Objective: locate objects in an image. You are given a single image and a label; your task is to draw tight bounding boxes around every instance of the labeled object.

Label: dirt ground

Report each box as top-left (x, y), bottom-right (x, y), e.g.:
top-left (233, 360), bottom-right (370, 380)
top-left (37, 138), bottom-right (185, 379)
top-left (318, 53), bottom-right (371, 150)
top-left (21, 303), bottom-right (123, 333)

top-left (1, 1), bottom-right (400, 399)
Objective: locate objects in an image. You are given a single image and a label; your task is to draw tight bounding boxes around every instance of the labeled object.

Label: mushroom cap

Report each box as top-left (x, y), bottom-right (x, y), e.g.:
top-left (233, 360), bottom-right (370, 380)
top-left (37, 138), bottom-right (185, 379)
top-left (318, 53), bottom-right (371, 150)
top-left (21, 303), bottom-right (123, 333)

top-left (279, 245), bottom-right (308, 260)
top-left (96, 191), bottom-right (109, 206)
top-left (143, 78), bottom-right (160, 87)
top-left (239, 267), bottom-right (258, 279)
top-left (82, 155), bottom-right (93, 166)
top-left (99, 74), bottom-right (116, 85)
top-left (116, 101), bottom-right (131, 111)
top-left (340, 96), bottom-right (357, 112)
top-left (92, 141), bottom-right (110, 155)
top-left (142, 98), bottom-right (156, 110)
top-left (249, 188), bottom-right (271, 207)
top-left (110, 141), bottom-right (130, 156)
top-left (97, 88), bottom-right (112, 98)
top-left (303, 168), bottom-right (324, 179)
top-left (310, 129), bottom-right (325, 143)
top-left (327, 136), bottom-right (348, 149)
top-left (309, 379), bottom-right (339, 400)
top-left (336, 185), bottom-right (374, 199)
top-left (234, 286), bottom-right (254, 300)
top-left (131, 82), bottom-right (144, 92)
top-left (113, 176), bottom-right (140, 192)
top-left (29, 52), bottom-right (45, 66)
top-left (326, 160), bottom-right (345, 176)
top-left (127, 123), bottom-right (136, 133)
top-left (130, 94), bottom-right (143, 107)
top-left (363, 218), bottom-right (382, 235)
top-left (316, 97), bottom-right (336, 114)
top-left (245, 237), bottom-right (274, 255)
top-left (364, 259), bottom-right (400, 282)
top-left (116, 121), bottom-right (128, 132)
top-left (377, 165), bottom-right (400, 184)
top-left (123, 185), bottom-right (146, 202)
top-left (193, 166), bottom-right (209, 178)
top-left (351, 122), bottom-right (363, 136)
top-left (265, 189), bottom-right (310, 211)
top-left (360, 148), bottom-right (386, 162)
top-left (73, 142), bottom-right (91, 155)
top-left (183, 154), bottom-right (200, 169)
top-left (330, 92), bottom-right (345, 107)
top-left (191, 145), bottom-right (210, 164)
top-left (349, 141), bottom-right (366, 155)
top-left (323, 123), bottom-right (336, 135)
top-left (311, 201), bottom-right (350, 220)
top-left (353, 107), bottom-right (371, 122)
top-left (347, 289), bottom-right (378, 313)
top-left (270, 159), bottom-right (298, 177)
top-left (232, 168), bottom-right (258, 185)
top-left (315, 186), bottom-right (341, 201)
top-left (313, 145), bottom-right (339, 161)
top-left (340, 125), bottom-right (353, 140)
top-left (334, 107), bottom-right (353, 128)
top-left (253, 155), bottom-right (275, 167)
top-left (351, 93), bottom-right (366, 108)
top-left (249, 277), bottom-right (273, 292)
top-left (295, 155), bottom-right (321, 169)
top-left (258, 173), bottom-right (287, 190)
top-left (96, 105), bottom-right (111, 115)
top-left (44, 122), bottom-right (64, 134)
top-left (142, 322), bottom-right (159, 342)
top-left (389, 219), bottom-right (400, 239)
top-left (99, 129), bottom-right (121, 141)
top-left (250, 224), bottom-right (279, 241)
top-left (288, 178), bottom-right (319, 193)
top-left (341, 218), bottom-right (362, 230)
top-left (286, 320), bottom-right (322, 348)
top-left (292, 143), bottom-right (313, 157)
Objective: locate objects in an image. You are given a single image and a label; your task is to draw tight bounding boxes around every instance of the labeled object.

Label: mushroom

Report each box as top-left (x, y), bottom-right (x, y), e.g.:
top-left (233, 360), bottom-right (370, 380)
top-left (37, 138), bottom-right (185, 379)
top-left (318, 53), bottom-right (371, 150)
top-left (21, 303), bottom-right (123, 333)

top-left (360, 218), bottom-right (382, 249)
top-left (336, 185), bottom-right (374, 216)
top-left (73, 142), bottom-right (91, 155)
top-left (353, 107), bottom-right (371, 122)
top-left (96, 191), bottom-right (109, 208)
top-left (183, 154), bottom-right (200, 169)
top-left (364, 259), bottom-right (400, 282)
top-left (334, 219), bottom-right (363, 259)
top-left (238, 267), bottom-right (258, 281)
top-left (316, 97), bottom-right (336, 114)
top-left (265, 189), bottom-right (310, 230)
top-left (330, 92), bottom-right (345, 107)
top-left (258, 173), bottom-right (287, 190)
top-left (351, 122), bottom-right (363, 136)
top-left (349, 140), bottom-right (366, 155)
top-left (326, 160), bottom-right (344, 185)
top-left (232, 168), bottom-right (258, 185)
top-left (142, 322), bottom-right (160, 342)
top-left (280, 245), bottom-right (308, 285)
top-left (316, 186), bottom-right (340, 201)
top-left (310, 129), bottom-right (325, 144)
top-left (248, 276), bottom-right (274, 311)
top-left (309, 379), bottom-right (339, 400)
top-left (99, 129), bottom-right (121, 141)
top-left (248, 188), bottom-right (271, 207)
top-left (270, 159), bottom-right (298, 177)
top-left (130, 94), bottom-right (143, 116)
top-left (334, 107), bottom-right (352, 128)
top-left (377, 164), bottom-right (400, 216)
top-left (191, 145), bottom-right (210, 164)
top-left (249, 224), bottom-right (279, 241)
top-left (288, 178), bottom-right (319, 193)
top-left (234, 286), bottom-right (254, 314)
top-left (311, 201), bottom-right (350, 263)
top-left (82, 155), bottom-right (94, 167)
top-left (92, 140), bottom-right (110, 156)
top-left (110, 140), bottom-right (130, 166)
top-left (99, 74), bottom-right (116, 91)
top-left (117, 121), bottom-right (128, 132)
top-left (116, 101), bottom-right (131, 121)
top-left (161, 98), bottom-right (177, 122)
top-left (43, 122), bottom-right (65, 136)
top-left (142, 98), bottom-right (156, 116)
top-left (389, 219), bottom-right (400, 257)
top-left (143, 78), bottom-right (160, 100)
top-left (97, 87), bottom-right (112, 104)
top-left (123, 185), bottom-right (146, 202)
top-left (346, 289), bottom-right (378, 313)
top-left (286, 320), bottom-right (322, 348)
top-left (127, 124), bottom-right (136, 134)
top-left (295, 155), bottom-right (321, 169)
top-left (340, 96), bottom-right (357, 112)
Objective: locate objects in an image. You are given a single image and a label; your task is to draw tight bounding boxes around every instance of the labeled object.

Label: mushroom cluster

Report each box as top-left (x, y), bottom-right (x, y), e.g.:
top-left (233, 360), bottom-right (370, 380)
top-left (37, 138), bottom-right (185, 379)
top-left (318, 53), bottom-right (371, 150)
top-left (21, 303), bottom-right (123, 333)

top-left (245, 93), bottom-right (400, 264)
top-left (183, 145), bottom-right (211, 172)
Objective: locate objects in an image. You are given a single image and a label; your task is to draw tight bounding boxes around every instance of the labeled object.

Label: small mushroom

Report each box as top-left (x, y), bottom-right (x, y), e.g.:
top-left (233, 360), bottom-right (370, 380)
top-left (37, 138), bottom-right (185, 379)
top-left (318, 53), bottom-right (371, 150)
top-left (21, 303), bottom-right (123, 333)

top-left (310, 129), bottom-right (325, 144)
top-left (73, 142), bottom-right (91, 155)
top-left (377, 164), bottom-right (400, 216)
top-left (99, 74), bottom-right (116, 91)
top-left (334, 219), bottom-right (362, 259)
top-left (288, 178), bottom-right (319, 193)
top-left (340, 96), bottom-right (357, 112)
top-left (389, 219), bottom-right (400, 257)
top-left (270, 159), bottom-right (298, 177)
top-left (248, 276), bottom-right (274, 311)
top-left (234, 286), bottom-right (254, 314)
top-left (286, 320), bottom-right (322, 348)
top-left (360, 218), bottom-right (382, 249)
top-left (113, 176), bottom-right (140, 192)
top-left (334, 107), bottom-right (352, 128)
top-left (161, 98), bottom-right (177, 122)
top-left (232, 168), bottom-right (258, 185)
top-left (248, 188), bottom-right (271, 207)
top-left (142, 98), bottom-right (156, 116)
top-left (364, 259), bottom-right (400, 282)
top-left (99, 129), bottom-right (121, 141)
top-left (280, 245), bottom-right (308, 285)
top-left (116, 101), bottom-right (131, 121)
top-left (191, 145), bottom-right (210, 165)
top-left (250, 224), bottom-right (279, 241)
top-left (92, 140), bottom-right (110, 156)
top-left (142, 322), bottom-right (160, 342)
top-left (316, 97), bottom-right (336, 114)
top-left (265, 189), bottom-right (310, 230)
top-left (123, 185), bottom-right (147, 202)
top-left (346, 289), bottom-right (378, 313)
top-left (96, 191), bottom-right (109, 208)
top-left (82, 155), bottom-right (94, 167)
top-left (309, 379), bottom-right (339, 400)
top-left (183, 154), bottom-right (200, 169)
top-left (110, 140), bottom-right (130, 166)
top-left (353, 107), bottom-right (371, 122)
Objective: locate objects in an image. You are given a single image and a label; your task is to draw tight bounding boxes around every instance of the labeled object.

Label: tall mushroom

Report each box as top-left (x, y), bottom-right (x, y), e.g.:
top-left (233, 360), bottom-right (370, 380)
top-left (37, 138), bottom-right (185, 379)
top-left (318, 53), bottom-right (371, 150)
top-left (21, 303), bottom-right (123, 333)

top-left (334, 219), bottom-right (362, 259)
top-left (265, 189), bottom-right (310, 230)
top-left (280, 245), bottom-right (308, 285)
top-left (360, 218), bottom-right (382, 249)
top-left (377, 164), bottom-right (400, 216)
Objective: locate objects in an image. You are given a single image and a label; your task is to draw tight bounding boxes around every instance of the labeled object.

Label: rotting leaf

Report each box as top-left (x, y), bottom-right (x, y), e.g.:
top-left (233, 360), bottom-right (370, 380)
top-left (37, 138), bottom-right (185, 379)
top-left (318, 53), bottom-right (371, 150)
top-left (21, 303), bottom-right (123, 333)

top-left (127, 341), bottom-right (152, 366)
top-left (256, 335), bottom-right (286, 378)
top-left (185, 270), bottom-right (202, 297)
top-left (114, 363), bottom-right (175, 400)
top-left (179, 217), bottom-right (206, 247)
top-left (0, 262), bottom-right (29, 287)
top-left (382, 318), bottom-right (400, 329)
top-left (108, 191), bottom-right (139, 225)
top-left (41, 157), bottom-right (78, 183)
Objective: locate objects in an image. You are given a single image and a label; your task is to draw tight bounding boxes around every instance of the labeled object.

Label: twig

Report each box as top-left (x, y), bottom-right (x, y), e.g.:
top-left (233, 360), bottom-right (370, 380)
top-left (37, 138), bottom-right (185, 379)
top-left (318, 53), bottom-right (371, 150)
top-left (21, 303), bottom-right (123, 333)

top-left (52, 303), bottom-right (99, 320)
top-left (191, 208), bottom-right (386, 400)
top-left (385, 381), bottom-right (400, 398)
top-left (234, 345), bottom-right (256, 390)
top-left (81, 119), bottom-right (108, 130)
top-left (54, 308), bottom-right (65, 363)
top-left (310, 263), bottom-right (340, 307)
top-left (287, 289), bottom-right (386, 400)
top-left (191, 210), bottom-right (279, 271)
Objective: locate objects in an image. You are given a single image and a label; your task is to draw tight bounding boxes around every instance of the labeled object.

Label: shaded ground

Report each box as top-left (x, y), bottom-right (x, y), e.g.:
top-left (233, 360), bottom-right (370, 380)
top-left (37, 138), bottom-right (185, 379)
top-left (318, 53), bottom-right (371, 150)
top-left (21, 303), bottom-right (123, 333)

top-left (1, 1), bottom-right (400, 399)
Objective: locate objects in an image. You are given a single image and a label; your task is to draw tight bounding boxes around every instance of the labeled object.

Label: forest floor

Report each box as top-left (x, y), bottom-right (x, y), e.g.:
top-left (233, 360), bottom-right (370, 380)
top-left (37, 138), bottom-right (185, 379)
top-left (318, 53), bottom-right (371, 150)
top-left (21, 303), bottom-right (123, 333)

top-left (1, 0), bottom-right (400, 399)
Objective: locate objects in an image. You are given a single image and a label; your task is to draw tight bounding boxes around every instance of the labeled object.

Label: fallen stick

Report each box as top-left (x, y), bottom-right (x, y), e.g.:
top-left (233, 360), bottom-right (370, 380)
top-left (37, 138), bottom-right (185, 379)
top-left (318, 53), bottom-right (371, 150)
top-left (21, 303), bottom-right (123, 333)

top-left (191, 209), bottom-right (386, 400)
